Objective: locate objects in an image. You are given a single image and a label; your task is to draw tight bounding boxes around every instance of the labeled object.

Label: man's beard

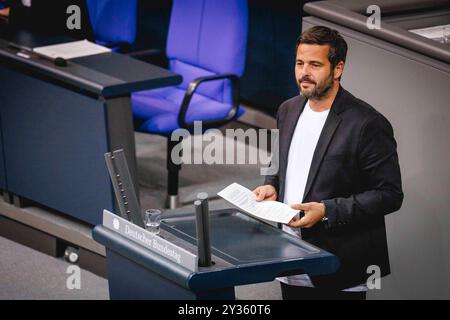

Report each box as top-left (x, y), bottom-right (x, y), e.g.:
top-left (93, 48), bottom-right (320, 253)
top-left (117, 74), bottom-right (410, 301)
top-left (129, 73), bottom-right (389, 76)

top-left (298, 71), bottom-right (334, 100)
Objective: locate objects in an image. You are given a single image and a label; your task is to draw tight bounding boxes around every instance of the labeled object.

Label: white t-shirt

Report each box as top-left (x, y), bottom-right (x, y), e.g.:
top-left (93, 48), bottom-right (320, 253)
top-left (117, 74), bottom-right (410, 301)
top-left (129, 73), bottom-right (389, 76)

top-left (278, 101), bottom-right (367, 292)
top-left (283, 101), bottom-right (330, 211)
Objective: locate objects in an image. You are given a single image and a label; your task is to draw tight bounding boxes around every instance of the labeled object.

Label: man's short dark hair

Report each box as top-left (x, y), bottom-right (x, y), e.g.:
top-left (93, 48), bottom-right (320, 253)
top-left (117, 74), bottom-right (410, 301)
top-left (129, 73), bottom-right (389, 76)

top-left (296, 26), bottom-right (348, 69)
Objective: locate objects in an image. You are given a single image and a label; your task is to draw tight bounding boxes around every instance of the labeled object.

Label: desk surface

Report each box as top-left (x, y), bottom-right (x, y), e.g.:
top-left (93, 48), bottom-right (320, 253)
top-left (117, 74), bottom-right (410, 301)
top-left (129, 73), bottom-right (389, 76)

top-left (162, 210), bottom-right (321, 266)
top-left (0, 30), bottom-right (182, 97)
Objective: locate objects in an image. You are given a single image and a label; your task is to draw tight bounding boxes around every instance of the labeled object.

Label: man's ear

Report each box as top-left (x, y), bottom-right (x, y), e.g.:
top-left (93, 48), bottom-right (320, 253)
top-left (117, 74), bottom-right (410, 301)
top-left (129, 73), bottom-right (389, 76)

top-left (334, 61), bottom-right (345, 80)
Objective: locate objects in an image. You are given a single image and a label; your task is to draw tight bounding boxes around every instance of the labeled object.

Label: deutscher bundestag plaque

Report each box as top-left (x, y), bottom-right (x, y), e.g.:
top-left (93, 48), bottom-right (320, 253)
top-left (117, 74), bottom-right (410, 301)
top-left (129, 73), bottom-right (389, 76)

top-left (103, 210), bottom-right (198, 271)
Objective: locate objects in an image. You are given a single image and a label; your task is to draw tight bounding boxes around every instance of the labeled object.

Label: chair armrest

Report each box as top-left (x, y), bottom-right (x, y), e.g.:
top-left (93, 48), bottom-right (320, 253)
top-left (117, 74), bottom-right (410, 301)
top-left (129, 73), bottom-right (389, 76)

top-left (178, 74), bottom-right (240, 130)
top-left (127, 48), bottom-right (162, 58)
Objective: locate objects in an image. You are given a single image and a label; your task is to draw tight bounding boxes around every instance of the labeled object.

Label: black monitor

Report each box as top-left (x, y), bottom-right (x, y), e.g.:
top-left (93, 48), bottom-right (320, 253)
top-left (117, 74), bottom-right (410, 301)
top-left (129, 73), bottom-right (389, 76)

top-left (104, 149), bottom-right (144, 228)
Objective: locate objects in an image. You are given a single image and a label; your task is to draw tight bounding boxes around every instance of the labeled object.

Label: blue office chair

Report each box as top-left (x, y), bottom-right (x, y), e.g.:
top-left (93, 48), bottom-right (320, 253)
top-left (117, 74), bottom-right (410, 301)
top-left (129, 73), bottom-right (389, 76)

top-left (132, 0), bottom-right (248, 208)
top-left (86, 0), bottom-right (137, 52)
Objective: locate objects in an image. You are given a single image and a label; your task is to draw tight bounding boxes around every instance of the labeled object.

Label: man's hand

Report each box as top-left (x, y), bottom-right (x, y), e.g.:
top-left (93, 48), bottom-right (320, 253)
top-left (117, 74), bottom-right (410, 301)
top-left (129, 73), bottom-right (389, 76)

top-left (288, 202), bottom-right (326, 228)
top-left (253, 185), bottom-right (277, 202)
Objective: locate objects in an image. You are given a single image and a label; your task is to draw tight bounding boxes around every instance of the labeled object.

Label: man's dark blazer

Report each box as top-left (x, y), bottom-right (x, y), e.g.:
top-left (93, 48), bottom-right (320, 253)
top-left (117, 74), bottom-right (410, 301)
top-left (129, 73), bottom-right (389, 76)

top-left (265, 85), bottom-right (403, 290)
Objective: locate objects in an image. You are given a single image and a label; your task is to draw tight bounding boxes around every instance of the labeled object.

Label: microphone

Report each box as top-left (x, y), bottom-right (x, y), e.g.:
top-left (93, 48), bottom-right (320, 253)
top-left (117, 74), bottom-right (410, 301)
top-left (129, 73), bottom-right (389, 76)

top-left (53, 57), bottom-right (67, 67)
top-left (8, 42), bottom-right (68, 67)
top-left (34, 52), bottom-right (68, 67)
top-left (194, 192), bottom-right (212, 267)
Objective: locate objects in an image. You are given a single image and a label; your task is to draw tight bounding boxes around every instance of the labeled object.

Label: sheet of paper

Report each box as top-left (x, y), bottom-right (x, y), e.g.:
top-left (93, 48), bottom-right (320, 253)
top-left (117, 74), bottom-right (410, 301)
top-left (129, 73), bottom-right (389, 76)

top-left (217, 183), bottom-right (299, 224)
top-left (33, 39), bottom-right (111, 60)
top-left (409, 24), bottom-right (450, 42)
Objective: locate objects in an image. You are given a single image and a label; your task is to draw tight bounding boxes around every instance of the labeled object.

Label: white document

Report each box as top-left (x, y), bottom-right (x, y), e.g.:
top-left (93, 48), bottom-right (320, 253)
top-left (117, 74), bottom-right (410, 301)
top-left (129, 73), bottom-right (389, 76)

top-left (409, 24), bottom-right (450, 41)
top-left (217, 183), bottom-right (299, 224)
top-left (33, 39), bottom-right (111, 60)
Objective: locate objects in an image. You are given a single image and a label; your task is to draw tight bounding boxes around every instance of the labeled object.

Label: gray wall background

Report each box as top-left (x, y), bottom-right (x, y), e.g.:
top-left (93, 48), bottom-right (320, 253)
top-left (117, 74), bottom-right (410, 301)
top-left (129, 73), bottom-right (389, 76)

top-left (303, 17), bottom-right (450, 299)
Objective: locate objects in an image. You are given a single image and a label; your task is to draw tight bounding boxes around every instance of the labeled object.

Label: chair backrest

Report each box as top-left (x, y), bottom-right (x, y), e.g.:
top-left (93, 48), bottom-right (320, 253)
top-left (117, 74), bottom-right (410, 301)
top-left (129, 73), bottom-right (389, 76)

top-left (87, 0), bottom-right (137, 47)
top-left (166, 0), bottom-right (248, 103)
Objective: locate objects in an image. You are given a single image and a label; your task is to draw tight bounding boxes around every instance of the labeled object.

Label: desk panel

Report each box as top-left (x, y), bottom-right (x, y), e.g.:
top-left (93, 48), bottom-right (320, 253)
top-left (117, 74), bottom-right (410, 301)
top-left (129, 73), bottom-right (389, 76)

top-left (0, 31), bottom-right (181, 225)
top-left (0, 66), bottom-right (114, 224)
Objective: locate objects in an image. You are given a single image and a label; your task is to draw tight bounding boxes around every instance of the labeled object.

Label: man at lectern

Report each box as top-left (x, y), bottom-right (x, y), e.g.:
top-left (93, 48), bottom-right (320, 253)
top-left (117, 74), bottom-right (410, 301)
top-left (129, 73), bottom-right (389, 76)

top-left (254, 26), bottom-right (403, 300)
